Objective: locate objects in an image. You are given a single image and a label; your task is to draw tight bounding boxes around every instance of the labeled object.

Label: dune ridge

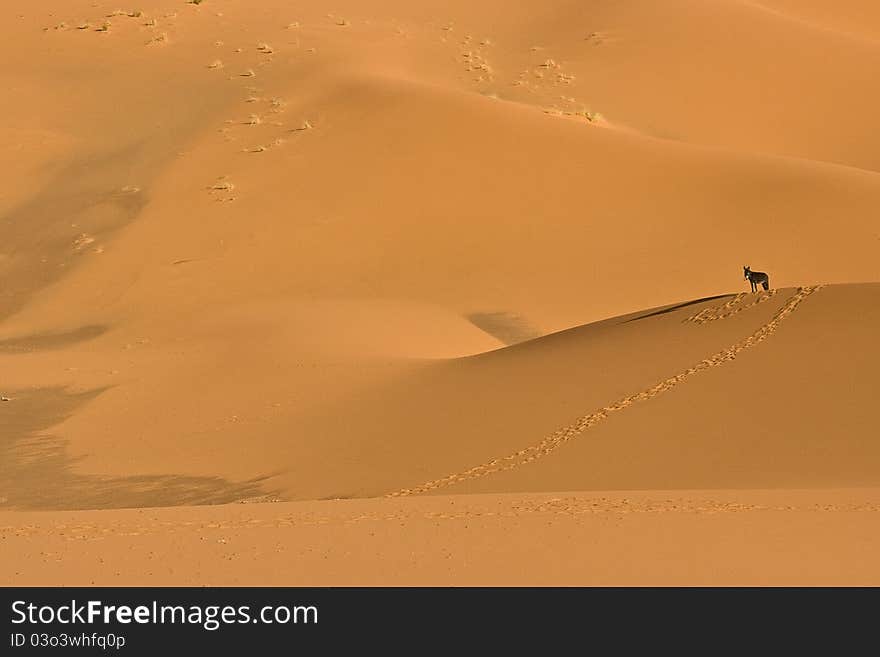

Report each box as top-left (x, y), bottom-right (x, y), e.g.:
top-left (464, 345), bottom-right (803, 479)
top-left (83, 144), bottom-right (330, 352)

top-left (388, 286), bottom-right (823, 497)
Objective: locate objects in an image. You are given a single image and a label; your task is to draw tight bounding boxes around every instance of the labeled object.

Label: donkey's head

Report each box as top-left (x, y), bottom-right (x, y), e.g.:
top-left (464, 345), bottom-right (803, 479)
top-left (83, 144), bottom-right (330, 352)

top-left (743, 266), bottom-right (751, 280)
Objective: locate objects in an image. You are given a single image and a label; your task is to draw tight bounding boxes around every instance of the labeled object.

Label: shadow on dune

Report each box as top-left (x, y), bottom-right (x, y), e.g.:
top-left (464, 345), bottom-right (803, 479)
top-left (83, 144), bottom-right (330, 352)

top-left (467, 311), bottom-right (542, 346)
top-left (622, 294), bottom-right (734, 323)
top-left (0, 387), bottom-right (277, 510)
top-left (0, 325), bottom-right (108, 353)
top-left (0, 145), bottom-right (151, 323)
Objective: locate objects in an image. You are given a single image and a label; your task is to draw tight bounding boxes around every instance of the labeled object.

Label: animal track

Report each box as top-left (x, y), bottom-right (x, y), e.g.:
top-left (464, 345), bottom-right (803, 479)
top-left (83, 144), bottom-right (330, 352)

top-left (4, 487), bottom-right (877, 541)
top-left (461, 49), bottom-right (493, 81)
top-left (207, 177), bottom-right (236, 201)
top-left (73, 233), bottom-right (96, 251)
top-left (684, 289), bottom-right (780, 324)
top-left (387, 286), bottom-right (825, 497)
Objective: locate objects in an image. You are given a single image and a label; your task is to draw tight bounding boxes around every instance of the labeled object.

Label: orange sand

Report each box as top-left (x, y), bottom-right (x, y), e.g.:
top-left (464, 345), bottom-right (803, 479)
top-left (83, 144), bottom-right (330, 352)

top-left (2, 0), bottom-right (879, 585)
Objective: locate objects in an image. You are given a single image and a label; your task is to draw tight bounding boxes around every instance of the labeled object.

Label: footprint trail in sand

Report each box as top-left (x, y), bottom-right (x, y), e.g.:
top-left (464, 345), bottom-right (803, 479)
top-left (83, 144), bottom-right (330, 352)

top-left (388, 286), bottom-right (824, 497)
top-left (684, 289), bottom-right (779, 324)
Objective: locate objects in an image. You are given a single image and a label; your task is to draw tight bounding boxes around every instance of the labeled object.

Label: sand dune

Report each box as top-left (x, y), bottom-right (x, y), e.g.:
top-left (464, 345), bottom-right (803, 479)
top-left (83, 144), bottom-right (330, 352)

top-left (5, 489), bottom-right (880, 586)
top-left (2, 0), bottom-right (879, 585)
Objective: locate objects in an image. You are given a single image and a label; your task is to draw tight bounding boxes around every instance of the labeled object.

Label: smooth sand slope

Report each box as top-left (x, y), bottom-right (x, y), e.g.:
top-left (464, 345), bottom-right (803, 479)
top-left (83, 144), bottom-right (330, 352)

top-left (2, 0), bottom-right (879, 584)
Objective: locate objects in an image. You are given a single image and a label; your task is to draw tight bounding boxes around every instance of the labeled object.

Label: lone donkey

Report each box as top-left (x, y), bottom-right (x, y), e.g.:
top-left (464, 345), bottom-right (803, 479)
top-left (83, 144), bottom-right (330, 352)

top-left (743, 266), bottom-right (770, 292)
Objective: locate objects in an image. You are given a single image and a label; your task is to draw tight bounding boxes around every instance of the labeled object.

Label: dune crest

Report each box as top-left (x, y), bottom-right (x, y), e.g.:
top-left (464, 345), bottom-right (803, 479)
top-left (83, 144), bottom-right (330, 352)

top-left (388, 286), bottom-right (824, 497)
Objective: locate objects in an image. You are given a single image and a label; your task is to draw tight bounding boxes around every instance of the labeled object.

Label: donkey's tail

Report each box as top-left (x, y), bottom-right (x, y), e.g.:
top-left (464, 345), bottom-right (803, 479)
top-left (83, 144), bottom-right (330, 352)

top-left (762, 278), bottom-right (770, 290)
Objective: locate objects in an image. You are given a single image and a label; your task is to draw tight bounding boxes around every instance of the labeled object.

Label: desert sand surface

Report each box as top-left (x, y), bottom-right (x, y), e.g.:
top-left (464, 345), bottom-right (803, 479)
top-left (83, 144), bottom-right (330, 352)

top-left (5, 489), bottom-right (880, 586)
top-left (2, 0), bottom-right (879, 585)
